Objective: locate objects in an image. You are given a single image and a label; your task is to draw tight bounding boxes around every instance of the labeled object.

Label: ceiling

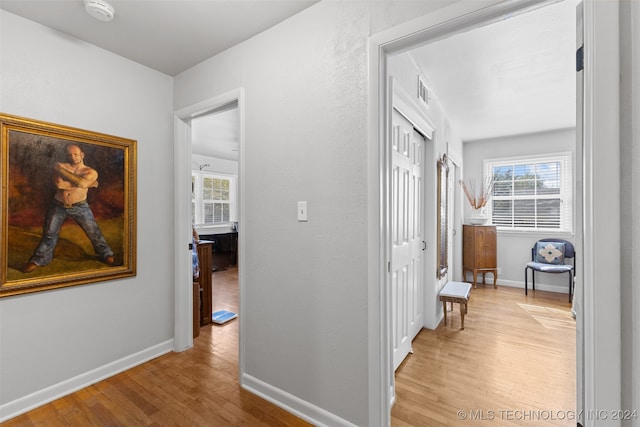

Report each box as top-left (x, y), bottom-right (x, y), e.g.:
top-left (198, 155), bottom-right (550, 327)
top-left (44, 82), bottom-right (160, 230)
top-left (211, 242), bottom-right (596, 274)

top-left (408, 0), bottom-right (578, 142)
top-left (0, 0), bottom-right (319, 77)
top-left (191, 103), bottom-right (239, 162)
top-left (1, 0), bottom-right (577, 158)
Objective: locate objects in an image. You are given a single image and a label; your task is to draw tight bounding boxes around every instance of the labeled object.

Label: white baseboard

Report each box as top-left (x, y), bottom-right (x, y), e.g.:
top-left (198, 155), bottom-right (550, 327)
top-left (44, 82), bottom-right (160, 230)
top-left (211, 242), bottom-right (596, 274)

top-left (241, 373), bottom-right (358, 427)
top-left (496, 278), bottom-right (569, 295)
top-left (0, 339), bottom-right (174, 423)
top-left (425, 311), bottom-right (444, 331)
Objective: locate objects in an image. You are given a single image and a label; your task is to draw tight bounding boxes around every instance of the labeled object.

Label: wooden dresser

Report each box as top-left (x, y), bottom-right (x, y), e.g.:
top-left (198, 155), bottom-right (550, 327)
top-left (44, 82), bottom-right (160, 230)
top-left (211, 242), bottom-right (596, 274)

top-left (463, 225), bottom-right (498, 288)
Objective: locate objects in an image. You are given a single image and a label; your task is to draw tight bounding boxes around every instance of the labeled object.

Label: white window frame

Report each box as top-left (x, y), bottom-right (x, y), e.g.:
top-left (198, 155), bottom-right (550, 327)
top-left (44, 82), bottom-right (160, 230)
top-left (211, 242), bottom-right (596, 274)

top-left (192, 171), bottom-right (236, 227)
top-left (484, 153), bottom-right (573, 233)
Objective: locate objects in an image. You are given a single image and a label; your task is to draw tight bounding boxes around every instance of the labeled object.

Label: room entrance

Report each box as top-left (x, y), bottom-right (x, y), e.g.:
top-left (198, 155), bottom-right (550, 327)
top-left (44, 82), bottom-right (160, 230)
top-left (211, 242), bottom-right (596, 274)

top-left (173, 89), bottom-right (244, 366)
top-left (367, 0), bottom-right (608, 424)
top-left (191, 102), bottom-right (240, 329)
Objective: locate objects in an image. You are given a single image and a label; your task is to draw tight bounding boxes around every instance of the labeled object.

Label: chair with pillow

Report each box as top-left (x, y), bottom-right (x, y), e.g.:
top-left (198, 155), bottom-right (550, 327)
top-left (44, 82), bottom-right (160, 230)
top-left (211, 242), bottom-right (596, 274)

top-left (524, 239), bottom-right (576, 302)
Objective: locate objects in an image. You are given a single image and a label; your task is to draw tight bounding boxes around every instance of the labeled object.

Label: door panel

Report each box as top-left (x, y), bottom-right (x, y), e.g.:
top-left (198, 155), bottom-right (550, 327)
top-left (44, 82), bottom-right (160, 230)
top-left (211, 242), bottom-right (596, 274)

top-left (391, 108), bottom-right (425, 370)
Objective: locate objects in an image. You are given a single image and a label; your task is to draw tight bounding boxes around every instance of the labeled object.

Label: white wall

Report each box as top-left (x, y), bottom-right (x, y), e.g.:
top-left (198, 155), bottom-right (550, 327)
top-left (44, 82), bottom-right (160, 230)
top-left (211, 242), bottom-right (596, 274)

top-left (174, 1), bottom-right (456, 425)
top-left (0, 11), bottom-right (174, 419)
top-left (463, 128), bottom-right (576, 292)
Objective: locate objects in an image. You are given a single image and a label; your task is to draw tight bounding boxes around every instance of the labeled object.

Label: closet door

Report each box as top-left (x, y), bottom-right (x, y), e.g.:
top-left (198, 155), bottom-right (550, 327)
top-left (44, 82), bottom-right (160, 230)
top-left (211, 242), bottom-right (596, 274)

top-left (391, 108), bottom-right (425, 371)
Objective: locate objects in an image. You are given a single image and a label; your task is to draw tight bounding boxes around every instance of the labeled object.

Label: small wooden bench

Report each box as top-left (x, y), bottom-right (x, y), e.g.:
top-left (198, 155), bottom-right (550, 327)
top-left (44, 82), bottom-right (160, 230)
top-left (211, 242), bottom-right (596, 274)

top-left (439, 281), bottom-right (472, 329)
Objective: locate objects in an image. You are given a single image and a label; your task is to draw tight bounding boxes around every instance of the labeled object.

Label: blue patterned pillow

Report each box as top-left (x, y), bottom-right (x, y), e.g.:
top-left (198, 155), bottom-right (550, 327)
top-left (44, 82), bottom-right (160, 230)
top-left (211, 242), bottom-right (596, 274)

top-left (535, 241), bottom-right (565, 265)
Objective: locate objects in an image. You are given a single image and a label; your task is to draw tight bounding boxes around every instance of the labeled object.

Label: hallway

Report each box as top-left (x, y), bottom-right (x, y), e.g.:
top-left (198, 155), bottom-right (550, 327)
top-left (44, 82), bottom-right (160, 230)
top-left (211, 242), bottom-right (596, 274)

top-left (5, 274), bottom-right (573, 426)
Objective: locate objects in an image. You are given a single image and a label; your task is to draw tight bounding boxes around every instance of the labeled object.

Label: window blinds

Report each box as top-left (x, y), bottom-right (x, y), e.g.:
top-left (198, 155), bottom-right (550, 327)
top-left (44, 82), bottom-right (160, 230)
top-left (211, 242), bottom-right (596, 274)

top-left (484, 154), bottom-right (573, 232)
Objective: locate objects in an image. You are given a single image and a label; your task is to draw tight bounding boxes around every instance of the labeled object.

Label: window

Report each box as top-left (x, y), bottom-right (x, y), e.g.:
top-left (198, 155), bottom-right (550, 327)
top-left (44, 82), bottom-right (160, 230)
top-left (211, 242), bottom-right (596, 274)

top-left (192, 172), bottom-right (235, 226)
top-left (484, 154), bottom-right (572, 232)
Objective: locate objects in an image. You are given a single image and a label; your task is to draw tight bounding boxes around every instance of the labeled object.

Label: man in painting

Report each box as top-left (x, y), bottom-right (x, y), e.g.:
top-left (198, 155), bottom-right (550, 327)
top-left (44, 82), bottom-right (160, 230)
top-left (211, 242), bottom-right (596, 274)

top-left (21, 143), bottom-right (114, 273)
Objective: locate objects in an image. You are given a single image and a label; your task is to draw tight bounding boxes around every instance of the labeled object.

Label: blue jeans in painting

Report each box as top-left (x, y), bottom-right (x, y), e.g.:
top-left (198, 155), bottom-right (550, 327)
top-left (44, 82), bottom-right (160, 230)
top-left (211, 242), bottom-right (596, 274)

top-left (29, 201), bottom-right (113, 266)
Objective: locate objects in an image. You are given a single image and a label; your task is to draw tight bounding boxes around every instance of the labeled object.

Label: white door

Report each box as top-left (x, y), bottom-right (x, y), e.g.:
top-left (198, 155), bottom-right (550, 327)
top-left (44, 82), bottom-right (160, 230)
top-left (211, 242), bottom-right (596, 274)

top-left (391, 107), bottom-right (425, 371)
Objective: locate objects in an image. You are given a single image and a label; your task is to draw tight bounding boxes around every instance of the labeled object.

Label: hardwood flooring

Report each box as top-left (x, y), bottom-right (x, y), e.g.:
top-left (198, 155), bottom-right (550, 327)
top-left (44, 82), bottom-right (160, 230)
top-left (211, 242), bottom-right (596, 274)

top-left (6, 272), bottom-right (574, 426)
top-left (391, 284), bottom-right (576, 427)
top-left (5, 267), bottom-right (310, 427)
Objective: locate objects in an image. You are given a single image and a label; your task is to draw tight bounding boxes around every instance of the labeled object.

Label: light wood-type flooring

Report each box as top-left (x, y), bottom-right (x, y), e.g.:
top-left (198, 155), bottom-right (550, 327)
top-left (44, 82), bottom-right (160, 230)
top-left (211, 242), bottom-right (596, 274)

top-left (5, 269), bottom-right (574, 426)
top-left (392, 284), bottom-right (576, 427)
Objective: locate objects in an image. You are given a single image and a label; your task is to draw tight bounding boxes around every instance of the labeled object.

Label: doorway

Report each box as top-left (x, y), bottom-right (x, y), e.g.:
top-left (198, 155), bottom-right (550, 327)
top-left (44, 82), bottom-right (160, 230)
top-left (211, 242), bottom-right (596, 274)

top-left (368, 0), bottom-right (602, 424)
top-left (389, 0), bottom-right (579, 408)
top-left (191, 101), bottom-right (240, 327)
top-left (173, 89), bottom-right (244, 374)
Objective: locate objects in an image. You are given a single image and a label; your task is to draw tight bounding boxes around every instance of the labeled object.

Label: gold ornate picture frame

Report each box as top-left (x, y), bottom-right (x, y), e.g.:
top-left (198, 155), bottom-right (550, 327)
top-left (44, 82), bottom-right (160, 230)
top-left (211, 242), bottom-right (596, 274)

top-left (0, 113), bottom-right (136, 297)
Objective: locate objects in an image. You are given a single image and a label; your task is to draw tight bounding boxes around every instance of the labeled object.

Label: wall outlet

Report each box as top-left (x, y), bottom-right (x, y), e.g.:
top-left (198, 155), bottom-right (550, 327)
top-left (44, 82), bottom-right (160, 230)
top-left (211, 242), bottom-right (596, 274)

top-left (497, 267), bottom-right (502, 275)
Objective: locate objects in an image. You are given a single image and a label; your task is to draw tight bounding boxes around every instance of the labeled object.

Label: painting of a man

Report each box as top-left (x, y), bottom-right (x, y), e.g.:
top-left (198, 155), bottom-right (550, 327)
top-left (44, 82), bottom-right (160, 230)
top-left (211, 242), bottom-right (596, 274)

top-left (0, 113), bottom-right (135, 297)
top-left (21, 143), bottom-right (115, 273)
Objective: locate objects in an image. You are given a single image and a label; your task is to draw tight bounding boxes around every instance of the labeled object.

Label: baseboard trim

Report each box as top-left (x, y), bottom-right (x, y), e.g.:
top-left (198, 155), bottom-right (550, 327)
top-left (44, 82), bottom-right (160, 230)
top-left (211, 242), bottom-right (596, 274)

top-left (496, 279), bottom-right (569, 294)
top-left (426, 311), bottom-right (445, 331)
top-left (0, 339), bottom-right (174, 422)
top-left (241, 373), bottom-right (357, 427)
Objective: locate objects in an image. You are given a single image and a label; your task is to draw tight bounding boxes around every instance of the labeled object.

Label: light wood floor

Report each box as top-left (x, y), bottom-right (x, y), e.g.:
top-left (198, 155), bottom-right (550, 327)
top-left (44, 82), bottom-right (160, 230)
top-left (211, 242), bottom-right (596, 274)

top-left (5, 267), bottom-right (310, 427)
top-left (6, 270), bottom-right (574, 426)
top-left (391, 284), bottom-right (576, 426)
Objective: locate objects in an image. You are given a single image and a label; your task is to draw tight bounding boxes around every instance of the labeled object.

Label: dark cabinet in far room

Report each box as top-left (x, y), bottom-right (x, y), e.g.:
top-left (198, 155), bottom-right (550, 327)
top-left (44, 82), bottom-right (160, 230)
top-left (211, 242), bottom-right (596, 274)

top-left (198, 231), bottom-right (238, 271)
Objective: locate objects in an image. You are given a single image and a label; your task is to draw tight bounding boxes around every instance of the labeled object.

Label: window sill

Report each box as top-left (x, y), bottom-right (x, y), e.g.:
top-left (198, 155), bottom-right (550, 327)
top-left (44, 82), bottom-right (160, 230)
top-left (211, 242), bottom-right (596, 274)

top-left (496, 228), bottom-right (575, 238)
top-left (195, 223), bottom-right (236, 234)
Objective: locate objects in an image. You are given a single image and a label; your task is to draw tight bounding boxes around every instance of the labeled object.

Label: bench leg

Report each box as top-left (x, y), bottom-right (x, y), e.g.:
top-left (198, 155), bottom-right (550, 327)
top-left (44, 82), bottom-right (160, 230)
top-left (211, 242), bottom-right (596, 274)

top-left (442, 301), bottom-right (447, 326)
top-left (460, 302), bottom-right (466, 329)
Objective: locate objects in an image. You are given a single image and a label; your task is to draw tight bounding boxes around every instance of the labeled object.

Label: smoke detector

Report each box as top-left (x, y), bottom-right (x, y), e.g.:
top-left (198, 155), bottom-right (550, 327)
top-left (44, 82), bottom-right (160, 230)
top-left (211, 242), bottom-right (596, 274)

top-left (84, 0), bottom-right (115, 22)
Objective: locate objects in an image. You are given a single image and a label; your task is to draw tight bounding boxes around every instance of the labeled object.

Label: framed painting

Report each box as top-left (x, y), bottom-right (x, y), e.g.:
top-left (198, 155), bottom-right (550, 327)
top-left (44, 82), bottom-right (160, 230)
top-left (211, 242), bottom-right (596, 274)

top-left (0, 113), bottom-right (136, 297)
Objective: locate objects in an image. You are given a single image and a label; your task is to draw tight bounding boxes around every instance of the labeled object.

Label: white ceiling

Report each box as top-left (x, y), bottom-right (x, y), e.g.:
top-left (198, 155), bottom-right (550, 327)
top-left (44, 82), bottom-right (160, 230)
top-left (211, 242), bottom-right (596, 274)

top-left (0, 0), bottom-right (319, 76)
top-left (1, 0), bottom-right (577, 158)
top-left (409, 0), bottom-right (578, 142)
top-left (192, 103), bottom-right (239, 162)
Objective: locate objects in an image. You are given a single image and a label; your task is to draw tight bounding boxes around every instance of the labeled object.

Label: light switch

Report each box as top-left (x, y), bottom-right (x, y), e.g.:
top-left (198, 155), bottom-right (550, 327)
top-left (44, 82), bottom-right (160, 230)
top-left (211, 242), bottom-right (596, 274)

top-left (297, 201), bottom-right (308, 222)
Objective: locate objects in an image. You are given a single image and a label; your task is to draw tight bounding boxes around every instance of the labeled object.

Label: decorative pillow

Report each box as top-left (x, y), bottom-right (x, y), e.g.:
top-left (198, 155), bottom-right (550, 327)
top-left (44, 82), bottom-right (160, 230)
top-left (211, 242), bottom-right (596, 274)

top-left (535, 241), bottom-right (565, 264)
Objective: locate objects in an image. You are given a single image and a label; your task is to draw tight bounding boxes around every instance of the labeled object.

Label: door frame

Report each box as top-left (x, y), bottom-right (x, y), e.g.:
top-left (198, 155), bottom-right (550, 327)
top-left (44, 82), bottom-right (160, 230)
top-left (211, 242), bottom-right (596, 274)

top-left (367, 0), bottom-right (620, 425)
top-left (173, 88), bottom-right (245, 379)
